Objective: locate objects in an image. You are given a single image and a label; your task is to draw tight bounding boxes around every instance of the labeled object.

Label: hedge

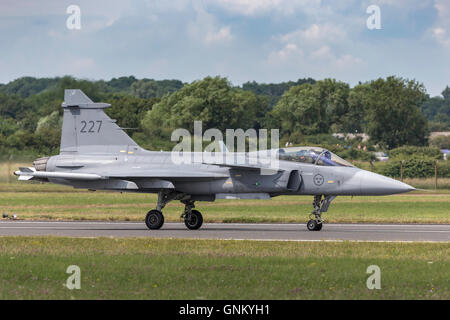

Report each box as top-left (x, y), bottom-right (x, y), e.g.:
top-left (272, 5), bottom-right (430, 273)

top-left (374, 159), bottom-right (450, 178)
top-left (389, 146), bottom-right (442, 160)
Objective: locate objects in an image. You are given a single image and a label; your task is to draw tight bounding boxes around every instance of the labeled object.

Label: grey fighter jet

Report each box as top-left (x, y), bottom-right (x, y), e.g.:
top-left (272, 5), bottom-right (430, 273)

top-left (14, 90), bottom-right (415, 231)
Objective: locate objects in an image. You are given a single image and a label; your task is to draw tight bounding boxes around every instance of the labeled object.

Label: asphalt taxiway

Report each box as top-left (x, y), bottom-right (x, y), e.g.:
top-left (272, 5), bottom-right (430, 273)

top-left (0, 221), bottom-right (449, 242)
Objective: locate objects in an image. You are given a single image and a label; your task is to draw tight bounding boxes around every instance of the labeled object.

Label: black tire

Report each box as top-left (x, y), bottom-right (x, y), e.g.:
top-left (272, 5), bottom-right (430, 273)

top-left (185, 210), bottom-right (203, 230)
top-left (145, 210), bottom-right (164, 230)
top-left (307, 219), bottom-right (318, 231)
top-left (315, 222), bottom-right (323, 231)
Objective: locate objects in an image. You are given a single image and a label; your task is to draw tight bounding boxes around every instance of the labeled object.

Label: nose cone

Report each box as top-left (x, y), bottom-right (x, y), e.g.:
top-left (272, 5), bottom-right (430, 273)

top-left (356, 170), bottom-right (415, 195)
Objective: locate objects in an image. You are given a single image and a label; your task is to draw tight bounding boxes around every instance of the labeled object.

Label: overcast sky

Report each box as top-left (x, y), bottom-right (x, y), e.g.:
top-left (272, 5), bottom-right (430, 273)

top-left (0, 0), bottom-right (449, 96)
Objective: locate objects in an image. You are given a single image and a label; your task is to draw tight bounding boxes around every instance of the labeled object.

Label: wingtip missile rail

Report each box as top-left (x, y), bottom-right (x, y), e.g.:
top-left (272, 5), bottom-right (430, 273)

top-left (14, 167), bottom-right (105, 181)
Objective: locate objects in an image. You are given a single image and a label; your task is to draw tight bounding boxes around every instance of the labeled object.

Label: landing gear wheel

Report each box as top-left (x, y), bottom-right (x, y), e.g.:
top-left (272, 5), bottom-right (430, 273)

top-left (307, 219), bottom-right (322, 231)
top-left (145, 210), bottom-right (164, 230)
top-left (185, 210), bottom-right (203, 230)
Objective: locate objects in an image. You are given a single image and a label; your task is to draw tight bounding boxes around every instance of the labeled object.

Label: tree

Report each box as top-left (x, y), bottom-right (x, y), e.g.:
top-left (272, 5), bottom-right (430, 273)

top-left (351, 76), bottom-right (429, 149)
top-left (6, 130), bottom-right (36, 150)
top-left (141, 76), bottom-right (266, 149)
top-left (442, 86), bottom-right (450, 100)
top-left (242, 78), bottom-right (316, 107)
top-left (0, 76), bottom-right (60, 98)
top-left (268, 79), bottom-right (350, 141)
top-left (421, 96), bottom-right (450, 120)
top-left (35, 111), bottom-right (62, 132)
top-left (0, 117), bottom-right (20, 137)
top-left (34, 127), bottom-right (61, 154)
top-left (130, 79), bottom-right (184, 99)
top-left (421, 95), bottom-right (450, 132)
top-left (105, 94), bottom-right (159, 131)
top-left (0, 93), bottom-right (28, 119)
top-left (107, 76), bottom-right (138, 92)
top-left (315, 79), bottom-right (350, 132)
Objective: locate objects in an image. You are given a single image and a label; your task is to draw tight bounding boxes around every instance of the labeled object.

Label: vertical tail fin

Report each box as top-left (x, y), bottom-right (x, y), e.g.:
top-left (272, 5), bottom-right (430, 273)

top-left (60, 89), bottom-right (139, 154)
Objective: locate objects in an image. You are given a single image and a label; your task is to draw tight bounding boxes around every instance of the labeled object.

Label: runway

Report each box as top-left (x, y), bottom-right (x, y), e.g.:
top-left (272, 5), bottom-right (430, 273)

top-left (0, 221), bottom-right (449, 242)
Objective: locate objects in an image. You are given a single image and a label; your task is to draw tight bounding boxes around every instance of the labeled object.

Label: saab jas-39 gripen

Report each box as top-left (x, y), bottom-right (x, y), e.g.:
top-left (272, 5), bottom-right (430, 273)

top-left (14, 90), bottom-right (415, 231)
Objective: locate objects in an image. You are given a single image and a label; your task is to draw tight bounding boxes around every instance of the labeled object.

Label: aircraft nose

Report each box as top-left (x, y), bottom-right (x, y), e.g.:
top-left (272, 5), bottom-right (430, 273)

top-left (356, 170), bottom-right (415, 195)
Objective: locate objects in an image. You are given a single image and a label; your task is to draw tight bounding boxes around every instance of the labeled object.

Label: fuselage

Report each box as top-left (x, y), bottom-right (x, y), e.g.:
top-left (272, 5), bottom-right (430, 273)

top-left (35, 146), bottom-right (414, 198)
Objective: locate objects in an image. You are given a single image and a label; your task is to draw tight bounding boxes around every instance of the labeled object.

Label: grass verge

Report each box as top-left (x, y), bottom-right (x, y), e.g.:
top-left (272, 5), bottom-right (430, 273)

top-left (0, 183), bottom-right (449, 224)
top-left (0, 237), bottom-right (448, 300)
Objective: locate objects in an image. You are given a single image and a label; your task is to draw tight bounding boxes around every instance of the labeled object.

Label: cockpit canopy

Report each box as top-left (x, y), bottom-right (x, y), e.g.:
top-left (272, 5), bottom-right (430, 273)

top-left (278, 147), bottom-right (354, 167)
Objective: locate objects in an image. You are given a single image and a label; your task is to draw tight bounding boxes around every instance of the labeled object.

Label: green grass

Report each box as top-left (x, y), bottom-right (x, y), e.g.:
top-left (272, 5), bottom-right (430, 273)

top-left (0, 237), bottom-right (448, 300)
top-left (0, 183), bottom-right (449, 223)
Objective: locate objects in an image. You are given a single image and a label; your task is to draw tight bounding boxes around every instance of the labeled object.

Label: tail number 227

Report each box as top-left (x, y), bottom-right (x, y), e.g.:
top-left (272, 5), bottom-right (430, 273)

top-left (80, 120), bottom-right (102, 133)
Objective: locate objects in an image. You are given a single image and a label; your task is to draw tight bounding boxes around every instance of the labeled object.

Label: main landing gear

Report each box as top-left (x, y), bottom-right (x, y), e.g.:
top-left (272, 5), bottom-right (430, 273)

top-left (145, 191), bottom-right (204, 231)
top-left (145, 210), bottom-right (164, 230)
top-left (181, 200), bottom-right (203, 230)
top-left (306, 195), bottom-right (336, 231)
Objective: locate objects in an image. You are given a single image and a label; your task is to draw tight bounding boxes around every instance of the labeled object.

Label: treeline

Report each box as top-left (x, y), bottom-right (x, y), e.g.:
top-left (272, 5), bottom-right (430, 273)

top-left (0, 75), bottom-right (449, 159)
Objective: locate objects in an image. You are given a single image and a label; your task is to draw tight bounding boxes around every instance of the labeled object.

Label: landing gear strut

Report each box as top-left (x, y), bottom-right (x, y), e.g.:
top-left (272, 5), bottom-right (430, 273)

top-left (144, 191), bottom-right (204, 231)
top-left (307, 195), bottom-right (336, 231)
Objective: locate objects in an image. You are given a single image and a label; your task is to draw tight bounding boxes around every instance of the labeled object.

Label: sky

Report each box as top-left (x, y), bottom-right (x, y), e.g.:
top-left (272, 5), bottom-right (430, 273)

top-left (0, 0), bottom-right (449, 97)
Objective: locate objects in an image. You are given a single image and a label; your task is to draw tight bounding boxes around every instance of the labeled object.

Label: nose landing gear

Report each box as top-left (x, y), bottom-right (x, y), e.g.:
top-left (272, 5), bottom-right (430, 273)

top-left (306, 195), bottom-right (336, 231)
